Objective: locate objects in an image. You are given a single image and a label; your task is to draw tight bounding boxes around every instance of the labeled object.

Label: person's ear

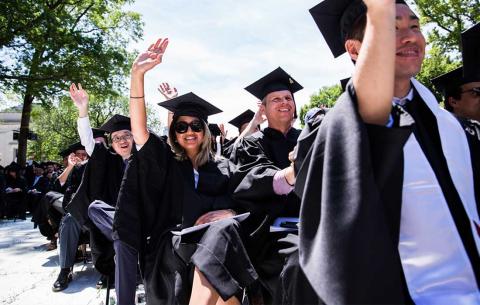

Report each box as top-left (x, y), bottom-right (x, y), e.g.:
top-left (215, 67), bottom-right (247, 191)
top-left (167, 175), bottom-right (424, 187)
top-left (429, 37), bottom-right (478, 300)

top-left (345, 39), bottom-right (361, 62)
top-left (448, 97), bottom-right (458, 109)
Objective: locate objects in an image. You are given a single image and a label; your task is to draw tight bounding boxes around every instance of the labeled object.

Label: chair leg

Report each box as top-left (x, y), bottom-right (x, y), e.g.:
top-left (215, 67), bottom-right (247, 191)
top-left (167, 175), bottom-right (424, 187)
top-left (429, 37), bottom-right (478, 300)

top-left (105, 275), bottom-right (110, 305)
top-left (81, 244), bottom-right (87, 264)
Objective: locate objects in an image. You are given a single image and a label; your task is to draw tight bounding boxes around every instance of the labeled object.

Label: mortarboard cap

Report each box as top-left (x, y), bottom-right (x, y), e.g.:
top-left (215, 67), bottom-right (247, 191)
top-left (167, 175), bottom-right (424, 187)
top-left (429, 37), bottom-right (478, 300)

top-left (158, 92), bottom-right (222, 122)
top-left (431, 22), bottom-right (480, 101)
top-left (245, 67), bottom-right (303, 100)
top-left (100, 114), bottom-right (131, 134)
top-left (68, 141), bottom-right (85, 153)
top-left (310, 0), bottom-right (407, 58)
top-left (461, 22), bottom-right (480, 83)
top-left (59, 148), bottom-right (71, 158)
top-left (92, 128), bottom-right (106, 139)
top-left (208, 124), bottom-right (222, 137)
top-left (431, 67), bottom-right (463, 101)
top-left (228, 110), bottom-right (255, 130)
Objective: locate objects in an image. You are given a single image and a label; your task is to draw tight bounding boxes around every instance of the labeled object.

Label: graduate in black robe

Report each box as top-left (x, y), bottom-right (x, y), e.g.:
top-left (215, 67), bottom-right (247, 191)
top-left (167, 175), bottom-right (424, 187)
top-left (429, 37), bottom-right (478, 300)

top-left (4, 162), bottom-right (27, 219)
top-left (66, 82), bottom-right (138, 303)
top-left (295, 1), bottom-right (480, 303)
top-left (431, 23), bottom-right (480, 123)
top-left (66, 133), bottom-right (123, 279)
top-left (114, 39), bottom-right (258, 305)
top-left (229, 67), bottom-right (306, 303)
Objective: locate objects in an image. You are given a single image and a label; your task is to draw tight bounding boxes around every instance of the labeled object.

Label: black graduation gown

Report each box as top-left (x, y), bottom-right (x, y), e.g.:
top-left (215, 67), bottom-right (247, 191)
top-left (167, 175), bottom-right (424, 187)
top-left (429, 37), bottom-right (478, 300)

top-left (29, 175), bottom-right (51, 226)
top-left (0, 174), bottom-right (6, 218)
top-left (229, 127), bottom-right (301, 301)
top-left (114, 133), bottom-right (256, 304)
top-left (231, 127), bottom-right (301, 225)
top-left (4, 176), bottom-right (27, 219)
top-left (62, 164), bottom-right (86, 211)
top-left (67, 143), bottom-right (125, 225)
top-left (222, 137), bottom-right (237, 159)
top-left (296, 82), bottom-right (480, 304)
top-left (66, 143), bottom-right (125, 275)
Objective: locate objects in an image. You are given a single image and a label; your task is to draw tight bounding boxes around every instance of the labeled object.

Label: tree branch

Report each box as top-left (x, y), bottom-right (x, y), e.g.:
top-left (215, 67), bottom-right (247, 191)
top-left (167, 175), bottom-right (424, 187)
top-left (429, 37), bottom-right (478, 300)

top-left (419, 7), bottom-right (454, 33)
top-left (0, 74), bottom-right (65, 81)
top-left (70, 2), bottom-right (95, 32)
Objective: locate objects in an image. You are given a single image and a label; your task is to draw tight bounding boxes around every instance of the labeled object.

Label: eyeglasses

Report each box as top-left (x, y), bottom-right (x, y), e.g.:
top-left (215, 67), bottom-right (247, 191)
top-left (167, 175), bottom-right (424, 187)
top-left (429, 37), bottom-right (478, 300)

top-left (174, 120), bottom-right (204, 133)
top-left (461, 87), bottom-right (480, 97)
top-left (112, 134), bottom-right (133, 143)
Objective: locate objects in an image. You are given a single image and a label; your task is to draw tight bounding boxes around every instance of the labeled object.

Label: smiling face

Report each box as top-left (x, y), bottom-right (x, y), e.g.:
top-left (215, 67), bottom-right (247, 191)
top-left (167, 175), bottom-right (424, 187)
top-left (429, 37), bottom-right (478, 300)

top-left (345, 4), bottom-right (426, 83)
top-left (263, 90), bottom-right (295, 130)
top-left (394, 4), bottom-right (426, 81)
top-left (174, 116), bottom-right (205, 158)
top-left (111, 130), bottom-right (133, 159)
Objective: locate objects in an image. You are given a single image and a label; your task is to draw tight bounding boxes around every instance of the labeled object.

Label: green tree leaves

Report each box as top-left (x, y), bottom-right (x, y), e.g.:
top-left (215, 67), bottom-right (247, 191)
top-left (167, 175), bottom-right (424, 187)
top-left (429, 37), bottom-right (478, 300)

top-left (0, 0), bottom-right (143, 165)
top-left (299, 85), bottom-right (342, 127)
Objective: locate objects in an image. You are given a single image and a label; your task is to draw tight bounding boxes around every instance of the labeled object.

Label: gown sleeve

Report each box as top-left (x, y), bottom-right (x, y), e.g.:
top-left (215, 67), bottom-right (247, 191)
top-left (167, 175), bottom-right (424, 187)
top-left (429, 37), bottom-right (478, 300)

top-left (230, 136), bottom-right (280, 204)
top-left (66, 143), bottom-right (113, 225)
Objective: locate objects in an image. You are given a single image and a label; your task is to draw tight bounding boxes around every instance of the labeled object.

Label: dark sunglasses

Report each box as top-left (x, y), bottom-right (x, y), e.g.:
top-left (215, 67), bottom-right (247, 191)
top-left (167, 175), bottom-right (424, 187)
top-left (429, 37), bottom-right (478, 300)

top-left (174, 120), bottom-right (204, 133)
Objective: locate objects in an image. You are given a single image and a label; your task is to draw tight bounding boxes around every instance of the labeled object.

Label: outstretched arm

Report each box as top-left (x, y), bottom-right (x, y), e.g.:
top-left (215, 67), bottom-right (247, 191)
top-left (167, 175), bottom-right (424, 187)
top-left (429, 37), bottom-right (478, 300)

top-left (353, 0), bottom-right (396, 125)
top-left (70, 83), bottom-right (95, 156)
top-left (130, 38), bottom-right (169, 145)
top-left (57, 154), bottom-right (79, 186)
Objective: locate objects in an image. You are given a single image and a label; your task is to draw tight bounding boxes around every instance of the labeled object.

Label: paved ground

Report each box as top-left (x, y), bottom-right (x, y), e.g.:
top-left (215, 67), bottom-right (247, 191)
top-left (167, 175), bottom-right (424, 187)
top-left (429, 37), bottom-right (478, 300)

top-left (0, 217), bottom-right (117, 305)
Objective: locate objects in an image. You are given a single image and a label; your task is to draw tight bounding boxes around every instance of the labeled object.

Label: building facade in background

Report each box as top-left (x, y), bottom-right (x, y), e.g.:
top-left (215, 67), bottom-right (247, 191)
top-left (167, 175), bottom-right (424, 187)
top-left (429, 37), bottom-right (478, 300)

top-left (0, 110), bottom-right (21, 167)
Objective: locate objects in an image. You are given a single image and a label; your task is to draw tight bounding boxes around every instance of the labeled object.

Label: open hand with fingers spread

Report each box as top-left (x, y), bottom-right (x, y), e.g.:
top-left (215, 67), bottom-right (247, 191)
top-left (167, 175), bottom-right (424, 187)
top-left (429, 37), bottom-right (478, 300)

top-left (69, 83), bottom-right (89, 117)
top-left (158, 82), bottom-right (178, 100)
top-left (132, 38), bottom-right (169, 75)
top-left (218, 123), bottom-right (228, 141)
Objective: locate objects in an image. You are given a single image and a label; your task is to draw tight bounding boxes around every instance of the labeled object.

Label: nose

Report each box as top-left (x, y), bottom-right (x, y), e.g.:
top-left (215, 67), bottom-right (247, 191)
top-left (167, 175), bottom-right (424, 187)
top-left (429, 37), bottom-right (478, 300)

top-left (280, 97), bottom-right (291, 105)
top-left (398, 27), bottom-right (417, 45)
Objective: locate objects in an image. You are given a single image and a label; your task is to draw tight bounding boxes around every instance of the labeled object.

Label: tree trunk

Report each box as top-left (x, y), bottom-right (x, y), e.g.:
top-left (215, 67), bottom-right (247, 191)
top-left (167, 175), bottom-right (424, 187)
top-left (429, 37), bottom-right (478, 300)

top-left (17, 47), bottom-right (43, 167)
top-left (17, 90), bottom-right (34, 166)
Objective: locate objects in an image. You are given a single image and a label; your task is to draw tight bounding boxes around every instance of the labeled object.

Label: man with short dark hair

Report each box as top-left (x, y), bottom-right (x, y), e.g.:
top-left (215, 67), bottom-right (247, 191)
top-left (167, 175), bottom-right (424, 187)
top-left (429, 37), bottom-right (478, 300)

top-left (297, 0), bottom-right (480, 303)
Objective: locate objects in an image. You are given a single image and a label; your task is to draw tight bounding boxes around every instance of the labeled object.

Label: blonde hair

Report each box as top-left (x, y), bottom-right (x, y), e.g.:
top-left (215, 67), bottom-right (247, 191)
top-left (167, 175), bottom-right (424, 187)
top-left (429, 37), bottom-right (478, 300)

top-left (168, 118), bottom-right (214, 168)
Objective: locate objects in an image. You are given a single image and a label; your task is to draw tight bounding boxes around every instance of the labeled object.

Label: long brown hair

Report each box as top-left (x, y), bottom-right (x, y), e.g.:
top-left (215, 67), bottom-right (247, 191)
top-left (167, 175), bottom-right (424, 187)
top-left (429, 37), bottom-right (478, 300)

top-left (168, 117), bottom-right (214, 168)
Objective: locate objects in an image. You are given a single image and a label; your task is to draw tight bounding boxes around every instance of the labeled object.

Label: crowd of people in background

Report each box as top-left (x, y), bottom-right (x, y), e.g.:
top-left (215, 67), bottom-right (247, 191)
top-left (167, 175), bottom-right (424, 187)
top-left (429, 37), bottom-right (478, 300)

top-left (1, 143), bottom-right (93, 242)
top-left (1, 1), bottom-right (480, 305)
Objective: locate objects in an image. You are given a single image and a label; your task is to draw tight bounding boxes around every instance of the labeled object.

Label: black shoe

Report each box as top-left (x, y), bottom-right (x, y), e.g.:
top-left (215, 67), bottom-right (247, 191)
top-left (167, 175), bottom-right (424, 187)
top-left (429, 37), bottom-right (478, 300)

top-left (52, 268), bottom-right (72, 292)
top-left (96, 274), bottom-right (113, 289)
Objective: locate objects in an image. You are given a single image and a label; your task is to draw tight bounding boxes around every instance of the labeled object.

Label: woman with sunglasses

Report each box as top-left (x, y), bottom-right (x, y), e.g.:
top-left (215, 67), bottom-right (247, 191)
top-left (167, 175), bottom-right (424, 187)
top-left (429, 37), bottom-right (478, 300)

top-left (114, 38), bottom-right (258, 305)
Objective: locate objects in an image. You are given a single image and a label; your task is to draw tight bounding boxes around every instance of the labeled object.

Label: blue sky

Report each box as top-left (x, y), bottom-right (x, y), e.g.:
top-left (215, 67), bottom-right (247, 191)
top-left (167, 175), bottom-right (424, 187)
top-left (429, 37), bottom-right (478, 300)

top-left (126, 0), bottom-right (353, 135)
